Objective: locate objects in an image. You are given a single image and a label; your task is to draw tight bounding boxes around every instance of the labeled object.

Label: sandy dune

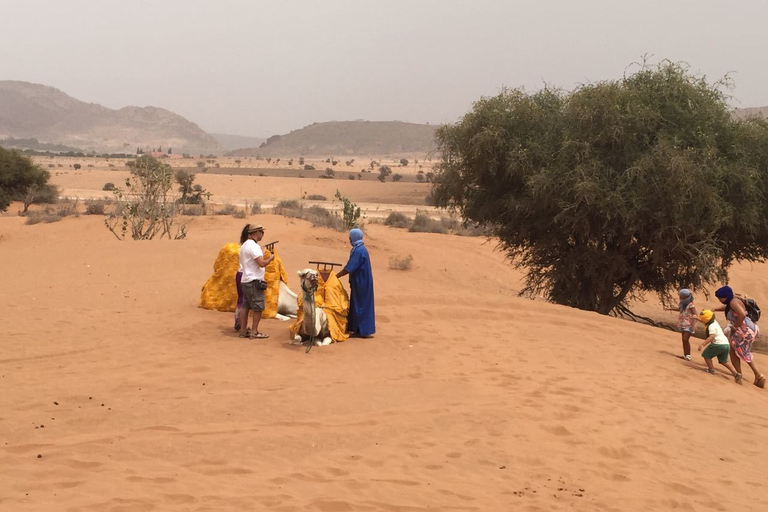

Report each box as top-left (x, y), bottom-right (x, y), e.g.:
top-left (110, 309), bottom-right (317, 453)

top-left (2, 209), bottom-right (768, 511)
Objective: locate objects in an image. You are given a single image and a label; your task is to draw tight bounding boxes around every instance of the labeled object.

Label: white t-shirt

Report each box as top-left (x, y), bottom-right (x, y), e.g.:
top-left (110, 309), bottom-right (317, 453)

top-left (239, 239), bottom-right (264, 283)
top-left (707, 321), bottom-right (729, 346)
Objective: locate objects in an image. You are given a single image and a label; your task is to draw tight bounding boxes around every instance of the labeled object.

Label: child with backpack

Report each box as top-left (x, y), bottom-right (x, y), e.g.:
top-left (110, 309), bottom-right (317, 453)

top-left (665, 289), bottom-right (697, 361)
top-left (696, 310), bottom-right (742, 384)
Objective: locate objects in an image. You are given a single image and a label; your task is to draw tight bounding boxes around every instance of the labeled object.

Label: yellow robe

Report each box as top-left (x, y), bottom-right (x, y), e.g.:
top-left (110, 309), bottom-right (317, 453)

top-left (290, 273), bottom-right (350, 343)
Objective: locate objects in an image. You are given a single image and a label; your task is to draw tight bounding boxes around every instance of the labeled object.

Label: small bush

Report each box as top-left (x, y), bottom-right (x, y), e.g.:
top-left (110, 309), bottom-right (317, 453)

top-left (348, 175), bottom-right (355, 180)
top-left (304, 164), bottom-right (315, 171)
top-left (392, 173), bottom-right (403, 182)
top-left (232, 209), bottom-right (246, 219)
top-left (409, 213), bottom-right (447, 234)
top-left (85, 199), bottom-right (107, 215)
top-left (275, 199), bottom-right (301, 210)
top-left (73, 164), bottom-right (81, 170)
top-left (399, 158), bottom-right (409, 166)
top-left (103, 182), bottom-right (116, 191)
top-left (389, 255), bottom-right (413, 271)
top-left (25, 211), bottom-right (61, 225)
top-left (182, 205), bottom-right (206, 216)
top-left (306, 194), bottom-right (327, 201)
top-left (216, 204), bottom-right (239, 216)
top-left (249, 201), bottom-right (262, 214)
top-left (385, 211), bottom-right (411, 229)
top-left (55, 199), bottom-right (79, 218)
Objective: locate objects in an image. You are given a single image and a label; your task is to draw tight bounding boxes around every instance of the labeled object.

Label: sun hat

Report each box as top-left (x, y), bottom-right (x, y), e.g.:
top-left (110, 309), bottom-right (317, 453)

top-left (248, 224), bottom-right (264, 233)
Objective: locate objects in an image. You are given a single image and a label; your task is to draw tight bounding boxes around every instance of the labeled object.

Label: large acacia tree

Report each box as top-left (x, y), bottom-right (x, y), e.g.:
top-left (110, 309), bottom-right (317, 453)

top-left (432, 62), bottom-right (768, 315)
top-left (0, 147), bottom-right (51, 213)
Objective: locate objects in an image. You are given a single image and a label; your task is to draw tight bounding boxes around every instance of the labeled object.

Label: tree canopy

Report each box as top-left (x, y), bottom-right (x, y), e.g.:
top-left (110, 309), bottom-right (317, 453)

top-left (432, 62), bottom-right (768, 315)
top-left (0, 146), bottom-right (51, 213)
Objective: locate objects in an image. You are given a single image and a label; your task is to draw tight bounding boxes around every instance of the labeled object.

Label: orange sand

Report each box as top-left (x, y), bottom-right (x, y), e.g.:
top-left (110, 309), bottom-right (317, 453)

top-left (1, 203), bottom-right (768, 511)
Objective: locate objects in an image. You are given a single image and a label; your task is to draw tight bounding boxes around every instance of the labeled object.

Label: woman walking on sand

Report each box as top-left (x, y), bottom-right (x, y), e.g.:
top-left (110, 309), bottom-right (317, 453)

top-left (664, 289), bottom-right (697, 361)
top-left (714, 286), bottom-right (765, 388)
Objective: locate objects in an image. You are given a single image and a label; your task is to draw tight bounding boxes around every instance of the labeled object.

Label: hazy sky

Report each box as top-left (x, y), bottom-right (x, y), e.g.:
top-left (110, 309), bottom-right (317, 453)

top-left (3, 0), bottom-right (767, 137)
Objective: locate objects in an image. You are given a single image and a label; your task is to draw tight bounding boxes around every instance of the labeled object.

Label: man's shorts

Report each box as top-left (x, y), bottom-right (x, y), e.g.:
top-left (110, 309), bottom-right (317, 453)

top-left (241, 280), bottom-right (265, 312)
top-left (702, 343), bottom-right (730, 364)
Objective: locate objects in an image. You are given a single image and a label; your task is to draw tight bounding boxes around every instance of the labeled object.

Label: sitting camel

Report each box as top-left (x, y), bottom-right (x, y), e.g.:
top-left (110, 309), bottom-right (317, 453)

top-left (293, 269), bottom-right (332, 346)
top-left (275, 280), bottom-right (299, 321)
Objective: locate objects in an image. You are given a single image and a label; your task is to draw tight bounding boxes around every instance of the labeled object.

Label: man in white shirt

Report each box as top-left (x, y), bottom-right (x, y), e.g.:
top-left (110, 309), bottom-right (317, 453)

top-left (238, 224), bottom-right (274, 339)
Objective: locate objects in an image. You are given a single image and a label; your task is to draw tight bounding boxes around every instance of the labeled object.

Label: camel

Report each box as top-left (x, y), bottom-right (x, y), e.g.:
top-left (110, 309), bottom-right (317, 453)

top-left (275, 280), bottom-right (299, 321)
top-left (293, 268), bottom-right (332, 346)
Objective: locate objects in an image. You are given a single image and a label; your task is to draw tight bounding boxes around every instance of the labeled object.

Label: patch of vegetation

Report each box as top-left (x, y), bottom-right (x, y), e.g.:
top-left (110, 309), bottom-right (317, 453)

top-left (384, 211), bottom-right (411, 228)
top-left (389, 254), bottom-right (413, 271)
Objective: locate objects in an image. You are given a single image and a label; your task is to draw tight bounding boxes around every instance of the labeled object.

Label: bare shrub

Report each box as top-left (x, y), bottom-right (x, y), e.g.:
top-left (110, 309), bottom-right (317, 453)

top-left (409, 212), bottom-right (447, 234)
top-left (103, 182), bottom-right (116, 191)
top-left (216, 204), bottom-right (239, 216)
top-left (306, 194), bottom-right (327, 201)
top-left (389, 254), bottom-right (413, 271)
top-left (25, 211), bottom-right (61, 225)
top-left (84, 199), bottom-right (107, 215)
top-left (247, 200), bottom-right (262, 214)
top-left (55, 198), bottom-right (79, 218)
top-left (181, 204), bottom-right (206, 216)
top-left (384, 211), bottom-right (411, 228)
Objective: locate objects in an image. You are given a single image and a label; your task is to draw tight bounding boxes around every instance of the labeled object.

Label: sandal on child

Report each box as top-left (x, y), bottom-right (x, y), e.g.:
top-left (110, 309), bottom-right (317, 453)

top-left (756, 375), bottom-right (766, 389)
top-left (252, 332), bottom-right (269, 339)
top-left (702, 368), bottom-right (715, 374)
top-left (735, 373), bottom-right (743, 385)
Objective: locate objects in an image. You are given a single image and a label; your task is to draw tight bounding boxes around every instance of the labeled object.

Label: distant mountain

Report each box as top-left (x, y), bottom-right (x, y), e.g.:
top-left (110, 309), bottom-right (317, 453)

top-left (0, 81), bottom-right (221, 154)
top-left (228, 120), bottom-right (438, 157)
top-left (210, 133), bottom-right (267, 151)
top-left (732, 106), bottom-right (768, 119)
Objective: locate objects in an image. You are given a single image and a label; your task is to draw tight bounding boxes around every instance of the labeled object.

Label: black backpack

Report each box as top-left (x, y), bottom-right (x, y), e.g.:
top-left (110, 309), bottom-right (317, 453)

top-left (742, 297), bottom-right (761, 323)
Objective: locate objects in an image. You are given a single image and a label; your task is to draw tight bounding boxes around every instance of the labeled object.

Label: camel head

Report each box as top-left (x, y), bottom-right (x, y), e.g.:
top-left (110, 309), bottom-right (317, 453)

top-left (298, 268), bottom-right (320, 295)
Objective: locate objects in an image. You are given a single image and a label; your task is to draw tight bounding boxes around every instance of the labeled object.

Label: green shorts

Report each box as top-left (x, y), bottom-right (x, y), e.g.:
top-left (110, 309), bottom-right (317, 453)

top-left (702, 343), bottom-right (730, 364)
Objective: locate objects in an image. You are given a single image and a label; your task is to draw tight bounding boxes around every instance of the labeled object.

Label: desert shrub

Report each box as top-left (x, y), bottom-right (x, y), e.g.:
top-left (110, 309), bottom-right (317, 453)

top-left (25, 211), bottom-right (61, 225)
top-left (432, 60), bottom-right (768, 315)
top-left (324, 168), bottom-right (335, 178)
top-left (409, 212), bottom-right (447, 234)
top-left (104, 155), bottom-right (188, 240)
top-left (249, 201), bottom-right (262, 214)
top-left (306, 194), bottom-right (327, 201)
top-left (384, 211), bottom-right (411, 228)
top-left (299, 157), bottom-right (305, 165)
top-left (55, 198), bottom-right (79, 218)
top-left (216, 203), bottom-right (239, 216)
top-left (348, 175), bottom-right (355, 180)
top-left (48, 164), bottom-right (55, 168)
top-left (73, 164), bottom-right (81, 170)
top-left (57, 164), bottom-right (63, 167)
top-left (304, 164), bottom-right (315, 171)
top-left (103, 182), bottom-right (116, 191)
top-left (232, 209), bottom-right (246, 219)
top-left (416, 171), bottom-right (425, 182)
top-left (275, 199), bottom-right (301, 210)
top-left (181, 204), bottom-right (206, 216)
top-left (84, 199), bottom-right (107, 215)
top-left (392, 173), bottom-right (403, 182)
top-left (335, 189), bottom-right (363, 229)
top-left (389, 254), bottom-right (413, 271)
top-left (400, 158), bottom-right (409, 166)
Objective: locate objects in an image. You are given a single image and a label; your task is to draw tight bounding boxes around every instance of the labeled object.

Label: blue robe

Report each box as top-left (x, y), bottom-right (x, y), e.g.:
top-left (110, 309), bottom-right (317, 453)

top-left (345, 243), bottom-right (375, 336)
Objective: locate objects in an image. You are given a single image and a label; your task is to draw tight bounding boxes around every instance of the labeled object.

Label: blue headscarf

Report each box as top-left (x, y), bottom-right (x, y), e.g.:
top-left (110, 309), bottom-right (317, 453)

top-left (349, 228), bottom-right (364, 248)
top-left (715, 285), bottom-right (735, 316)
top-left (678, 288), bottom-right (693, 313)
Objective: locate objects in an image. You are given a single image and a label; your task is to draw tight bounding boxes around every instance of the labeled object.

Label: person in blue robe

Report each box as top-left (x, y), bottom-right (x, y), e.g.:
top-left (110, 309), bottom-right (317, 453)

top-left (336, 228), bottom-right (375, 337)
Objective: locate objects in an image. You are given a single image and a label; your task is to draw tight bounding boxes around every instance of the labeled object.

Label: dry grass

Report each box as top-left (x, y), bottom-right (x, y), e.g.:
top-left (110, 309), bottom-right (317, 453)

top-left (25, 211), bottom-right (62, 225)
top-left (388, 254), bottom-right (413, 271)
top-left (272, 200), bottom-right (345, 231)
top-left (384, 211), bottom-right (410, 229)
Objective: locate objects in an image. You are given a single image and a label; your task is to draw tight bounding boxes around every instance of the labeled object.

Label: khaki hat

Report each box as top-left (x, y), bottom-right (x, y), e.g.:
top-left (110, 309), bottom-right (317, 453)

top-left (248, 224), bottom-right (264, 233)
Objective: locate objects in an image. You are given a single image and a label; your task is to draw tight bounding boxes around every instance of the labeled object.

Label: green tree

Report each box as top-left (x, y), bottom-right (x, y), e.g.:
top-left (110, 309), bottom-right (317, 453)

top-left (432, 61), bottom-right (768, 316)
top-left (0, 147), bottom-right (52, 213)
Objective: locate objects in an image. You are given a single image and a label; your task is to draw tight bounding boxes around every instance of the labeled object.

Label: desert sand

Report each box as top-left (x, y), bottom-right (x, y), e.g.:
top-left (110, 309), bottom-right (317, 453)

top-left (2, 171), bottom-right (768, 512)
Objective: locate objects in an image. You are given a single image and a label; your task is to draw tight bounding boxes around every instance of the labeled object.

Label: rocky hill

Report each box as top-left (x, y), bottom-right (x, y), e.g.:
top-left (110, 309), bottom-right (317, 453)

top-left (0, 81), bottom-right (221, 154)
top-left (228, 120), bottom-right (438, 157)
top-left (732, 106), bottom-right (768, 119)
top-left (210, 133), bottom-right (267, 152)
